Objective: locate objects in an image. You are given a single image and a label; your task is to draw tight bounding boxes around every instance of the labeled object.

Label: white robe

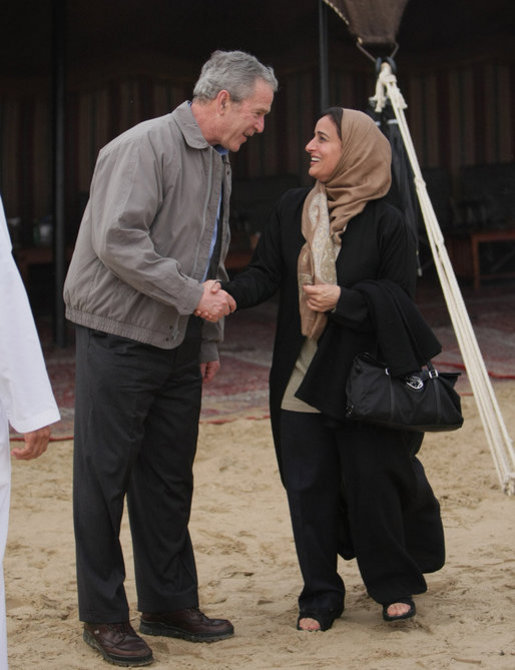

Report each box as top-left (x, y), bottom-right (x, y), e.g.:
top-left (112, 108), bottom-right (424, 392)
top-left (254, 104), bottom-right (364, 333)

top-left (0, 197), bottom-right (60, 669)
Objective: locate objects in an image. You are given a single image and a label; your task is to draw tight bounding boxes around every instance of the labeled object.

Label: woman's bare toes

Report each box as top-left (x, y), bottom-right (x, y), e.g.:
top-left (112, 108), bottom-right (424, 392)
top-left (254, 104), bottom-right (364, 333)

top-left (386, 602), bottom-right (411, 617)
top-left (298, 617), bottom-right (321, 631)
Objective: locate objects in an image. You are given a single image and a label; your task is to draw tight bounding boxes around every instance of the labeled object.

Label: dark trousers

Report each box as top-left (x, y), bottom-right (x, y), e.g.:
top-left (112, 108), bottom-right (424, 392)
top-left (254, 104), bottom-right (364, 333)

top-left (73, 321), bottom-right (203, 623)
top-left (279, 411), bottom-right (445, 611)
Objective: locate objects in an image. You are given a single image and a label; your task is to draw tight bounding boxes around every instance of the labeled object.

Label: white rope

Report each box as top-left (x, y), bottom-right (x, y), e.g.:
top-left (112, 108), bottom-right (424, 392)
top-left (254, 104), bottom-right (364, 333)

top-left (372, 62), bottom-right (515, 496)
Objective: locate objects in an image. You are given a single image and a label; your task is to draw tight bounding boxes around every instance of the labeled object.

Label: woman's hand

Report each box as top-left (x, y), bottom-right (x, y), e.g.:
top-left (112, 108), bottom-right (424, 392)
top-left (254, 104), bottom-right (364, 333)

top-left (302, 283), bottom-right (341, 313)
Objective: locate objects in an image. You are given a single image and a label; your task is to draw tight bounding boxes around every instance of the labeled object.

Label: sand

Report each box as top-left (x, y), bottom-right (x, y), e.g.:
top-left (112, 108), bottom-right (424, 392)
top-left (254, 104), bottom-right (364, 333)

top-left (6, 382), bottom-right (515, 669)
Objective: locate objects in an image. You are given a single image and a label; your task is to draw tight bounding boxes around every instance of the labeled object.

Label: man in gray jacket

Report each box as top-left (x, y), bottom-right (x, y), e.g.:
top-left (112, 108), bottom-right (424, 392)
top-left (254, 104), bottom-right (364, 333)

top-left (63, 50), bottom-right (277, 667)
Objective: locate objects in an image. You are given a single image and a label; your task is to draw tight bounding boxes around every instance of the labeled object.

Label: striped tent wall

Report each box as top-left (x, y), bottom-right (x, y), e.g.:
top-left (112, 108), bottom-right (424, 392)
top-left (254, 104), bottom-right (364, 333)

top-left (405, 63), bottom-right (514, 171)
top-left (0, 56), bottom-right (513, 244)
top-left (329, 60), bottom-right (514, 171)
top-left (0, 96), bottom-right (53, 236)
top-left (67, 78), bottom-right (190, 198)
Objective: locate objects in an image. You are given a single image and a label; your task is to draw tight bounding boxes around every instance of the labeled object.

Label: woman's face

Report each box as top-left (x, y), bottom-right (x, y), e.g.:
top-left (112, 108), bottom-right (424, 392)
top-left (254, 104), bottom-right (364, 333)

top-left (305, 115), bottom-right (343, 183)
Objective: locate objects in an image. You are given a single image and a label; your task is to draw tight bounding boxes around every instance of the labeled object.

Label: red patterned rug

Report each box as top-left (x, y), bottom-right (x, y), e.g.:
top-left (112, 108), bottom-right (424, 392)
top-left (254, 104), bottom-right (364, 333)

top-left (15, 276), bottom-right (515, 441)
top-left (416, 279), bottom-right (515, 381)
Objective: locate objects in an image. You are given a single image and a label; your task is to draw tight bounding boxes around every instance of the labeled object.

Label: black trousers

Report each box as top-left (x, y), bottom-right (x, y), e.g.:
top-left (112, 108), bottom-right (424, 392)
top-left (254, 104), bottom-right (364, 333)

top-left (279, 411), bottom-right (445, 611)
top-left (73, 320), bottom-right (203, 623)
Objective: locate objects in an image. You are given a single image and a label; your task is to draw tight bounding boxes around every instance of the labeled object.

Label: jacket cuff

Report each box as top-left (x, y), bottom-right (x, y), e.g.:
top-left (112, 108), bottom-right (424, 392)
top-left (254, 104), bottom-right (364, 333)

top-left (200, 339), bottom-right (219, 364)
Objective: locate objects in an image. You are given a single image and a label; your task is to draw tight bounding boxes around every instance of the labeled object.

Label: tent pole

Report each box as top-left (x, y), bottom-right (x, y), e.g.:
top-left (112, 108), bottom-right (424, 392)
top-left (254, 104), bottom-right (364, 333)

top-left (318, 0), bottom-right (329, 110)
top-left (52, 0), bottom-right (67, 347)
top-left (372, 62), bottom-right (515, 495)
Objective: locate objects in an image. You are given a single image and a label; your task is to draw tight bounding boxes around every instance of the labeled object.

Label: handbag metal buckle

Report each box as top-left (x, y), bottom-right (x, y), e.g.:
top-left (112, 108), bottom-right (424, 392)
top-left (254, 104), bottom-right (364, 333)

top-left (405, 374), bottom-right (424, 390)
top-left (427, 361), bottom-right (439, 379)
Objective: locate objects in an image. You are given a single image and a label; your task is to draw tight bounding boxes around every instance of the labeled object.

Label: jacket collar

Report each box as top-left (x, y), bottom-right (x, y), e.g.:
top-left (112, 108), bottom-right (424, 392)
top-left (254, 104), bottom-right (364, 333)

top-left (173, 101), bottom-right (211, 150)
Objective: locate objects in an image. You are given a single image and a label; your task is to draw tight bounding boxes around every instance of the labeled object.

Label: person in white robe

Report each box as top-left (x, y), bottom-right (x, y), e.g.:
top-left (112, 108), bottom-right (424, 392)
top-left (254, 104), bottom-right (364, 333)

top-left (0, 195), bottom-right (60, 669)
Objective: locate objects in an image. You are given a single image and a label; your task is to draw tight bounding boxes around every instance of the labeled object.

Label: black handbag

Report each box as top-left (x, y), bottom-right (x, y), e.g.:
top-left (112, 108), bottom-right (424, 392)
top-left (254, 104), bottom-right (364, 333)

top-left (345, 352), bottom-right (464, 432)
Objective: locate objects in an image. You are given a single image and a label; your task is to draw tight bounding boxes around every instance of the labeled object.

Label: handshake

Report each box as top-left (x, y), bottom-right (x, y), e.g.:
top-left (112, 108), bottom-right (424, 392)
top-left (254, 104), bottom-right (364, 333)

top-left (194, 280), bottom-right (236, 322)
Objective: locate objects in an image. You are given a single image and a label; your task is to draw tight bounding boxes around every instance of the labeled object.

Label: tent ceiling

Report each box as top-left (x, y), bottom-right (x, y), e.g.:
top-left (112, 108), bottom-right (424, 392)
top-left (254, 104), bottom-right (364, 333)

top-left (2, 0), bottom-right (513, 79)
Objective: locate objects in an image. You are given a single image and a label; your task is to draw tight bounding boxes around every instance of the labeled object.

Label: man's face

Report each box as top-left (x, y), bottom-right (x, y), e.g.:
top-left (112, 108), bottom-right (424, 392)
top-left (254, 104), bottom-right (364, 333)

top-left (218, 79), bottom-right (274, 152)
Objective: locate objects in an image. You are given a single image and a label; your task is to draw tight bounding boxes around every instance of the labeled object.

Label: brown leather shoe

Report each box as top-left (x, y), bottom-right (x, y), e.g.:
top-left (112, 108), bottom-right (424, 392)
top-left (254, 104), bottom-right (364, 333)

top-left (140, 607), bottom-right (234, 642)
top-left (83, 621), bottom-right (153, 666)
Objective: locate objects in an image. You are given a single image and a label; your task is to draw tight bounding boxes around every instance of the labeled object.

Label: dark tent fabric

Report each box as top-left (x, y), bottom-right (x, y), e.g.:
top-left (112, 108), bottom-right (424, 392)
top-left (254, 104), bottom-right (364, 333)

top-left (367, 98), bottom-right (422, 271)
top-left (323, 0), bottom-right (410, 46)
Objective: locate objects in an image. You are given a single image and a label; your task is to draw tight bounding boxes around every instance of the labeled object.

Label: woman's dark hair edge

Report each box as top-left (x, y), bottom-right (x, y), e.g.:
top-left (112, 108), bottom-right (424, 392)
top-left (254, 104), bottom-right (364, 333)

top-left (317, 107), bottom-right (343, 140)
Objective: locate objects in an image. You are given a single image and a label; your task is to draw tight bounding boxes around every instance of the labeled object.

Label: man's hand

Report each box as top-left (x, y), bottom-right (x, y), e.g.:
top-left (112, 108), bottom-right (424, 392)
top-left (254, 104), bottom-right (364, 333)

top-left (11, 426), bottom-right (52, 461)
top-left (303, 283), bottom-right (341, 313)
top-left (200, 360), bottom-right (221, 383)
top-left (195, 280), bottom-right (236, 322)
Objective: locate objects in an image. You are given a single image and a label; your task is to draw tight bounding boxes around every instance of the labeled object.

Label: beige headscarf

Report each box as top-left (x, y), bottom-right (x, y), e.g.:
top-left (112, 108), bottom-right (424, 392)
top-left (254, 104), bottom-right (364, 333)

top-left (298, 108), bottom-right (392, 340)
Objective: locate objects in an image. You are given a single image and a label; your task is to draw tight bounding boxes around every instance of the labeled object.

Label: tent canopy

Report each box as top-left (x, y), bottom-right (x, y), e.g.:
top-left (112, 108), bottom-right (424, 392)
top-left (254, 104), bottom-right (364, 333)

top-left (1, 0), bottom-right (512, 79)
top-left (324, 0), bottom-right (410, 48)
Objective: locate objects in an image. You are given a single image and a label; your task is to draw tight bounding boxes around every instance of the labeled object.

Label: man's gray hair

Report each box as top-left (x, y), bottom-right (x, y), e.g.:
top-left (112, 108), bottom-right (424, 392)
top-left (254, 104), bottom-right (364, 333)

top-left (193, 50), bottom-right (278, 103)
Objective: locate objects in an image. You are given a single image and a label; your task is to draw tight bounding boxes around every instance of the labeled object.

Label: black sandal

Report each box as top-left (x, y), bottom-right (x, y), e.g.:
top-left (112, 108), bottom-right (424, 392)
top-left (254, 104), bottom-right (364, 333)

top-left (296, 607), bottom-right (343, 632)
top-left (382, 598), bottom-right (416, 622)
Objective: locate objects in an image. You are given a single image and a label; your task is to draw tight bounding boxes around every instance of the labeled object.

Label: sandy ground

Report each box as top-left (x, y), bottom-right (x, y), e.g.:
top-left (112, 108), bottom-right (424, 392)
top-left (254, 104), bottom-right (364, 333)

top-left (6, 382), bottom-right (515, 669)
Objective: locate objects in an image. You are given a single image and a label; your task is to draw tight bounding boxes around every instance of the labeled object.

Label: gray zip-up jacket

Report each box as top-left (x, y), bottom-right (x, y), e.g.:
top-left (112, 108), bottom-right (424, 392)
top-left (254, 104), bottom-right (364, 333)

top-left (63, 101), bottom-right (231, 362)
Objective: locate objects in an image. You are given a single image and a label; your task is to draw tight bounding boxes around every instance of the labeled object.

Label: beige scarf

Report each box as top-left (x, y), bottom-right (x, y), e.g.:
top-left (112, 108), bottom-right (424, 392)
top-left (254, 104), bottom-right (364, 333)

top-left (298, 108), bottom-right (392, 340)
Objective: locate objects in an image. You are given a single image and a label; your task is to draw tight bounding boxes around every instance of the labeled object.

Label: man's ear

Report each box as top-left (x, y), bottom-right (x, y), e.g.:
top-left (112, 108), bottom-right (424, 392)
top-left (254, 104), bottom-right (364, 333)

top-left (216, 89), bottom-right (231, 113)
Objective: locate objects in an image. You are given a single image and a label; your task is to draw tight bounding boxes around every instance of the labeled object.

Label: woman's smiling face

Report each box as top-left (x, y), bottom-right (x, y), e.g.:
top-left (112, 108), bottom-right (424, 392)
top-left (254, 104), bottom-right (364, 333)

top-left (305, 115), bottom-right (343, 183)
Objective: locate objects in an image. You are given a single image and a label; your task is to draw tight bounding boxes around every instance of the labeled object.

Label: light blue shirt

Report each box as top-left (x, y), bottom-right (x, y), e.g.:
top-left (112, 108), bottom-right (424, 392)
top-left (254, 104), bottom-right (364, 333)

top-left (202, 144), bottom-right (228, 281)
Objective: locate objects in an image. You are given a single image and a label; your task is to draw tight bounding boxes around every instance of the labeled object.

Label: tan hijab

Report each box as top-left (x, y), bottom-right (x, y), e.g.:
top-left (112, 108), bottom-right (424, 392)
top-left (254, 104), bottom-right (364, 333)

top-left (298, 108), bottom-right (392, 340)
